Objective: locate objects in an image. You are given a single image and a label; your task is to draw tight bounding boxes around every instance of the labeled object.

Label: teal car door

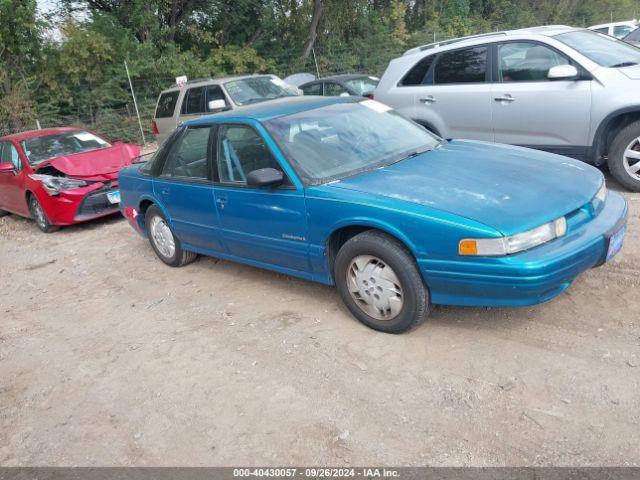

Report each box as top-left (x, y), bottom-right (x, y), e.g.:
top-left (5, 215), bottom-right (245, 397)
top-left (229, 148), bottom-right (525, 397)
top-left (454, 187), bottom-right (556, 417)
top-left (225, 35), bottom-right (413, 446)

top-left (212, 123), bottom-right (310, 272)
top-left (153, 125), bottom-right (224, 252)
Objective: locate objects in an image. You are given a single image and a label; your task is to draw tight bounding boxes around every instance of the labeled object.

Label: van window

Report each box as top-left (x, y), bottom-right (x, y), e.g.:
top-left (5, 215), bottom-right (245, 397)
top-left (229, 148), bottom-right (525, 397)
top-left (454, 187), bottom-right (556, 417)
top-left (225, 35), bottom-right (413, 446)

top-left (434, 46), bottom-right (488, 84)
top-left (183, 87), bottom-right (205, 115)
top-left (400, 55), bottom-right (435, 86)
top-left (155, 91), bottom-right (179, 118)
top-left (206, 85), bottom-right (227, 111)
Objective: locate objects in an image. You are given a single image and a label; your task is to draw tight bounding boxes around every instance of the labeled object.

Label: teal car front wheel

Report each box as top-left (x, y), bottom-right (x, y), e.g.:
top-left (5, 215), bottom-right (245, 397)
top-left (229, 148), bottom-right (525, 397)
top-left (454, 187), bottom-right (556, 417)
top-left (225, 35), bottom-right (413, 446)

top-left (335, 230), bottom-right (430, 333)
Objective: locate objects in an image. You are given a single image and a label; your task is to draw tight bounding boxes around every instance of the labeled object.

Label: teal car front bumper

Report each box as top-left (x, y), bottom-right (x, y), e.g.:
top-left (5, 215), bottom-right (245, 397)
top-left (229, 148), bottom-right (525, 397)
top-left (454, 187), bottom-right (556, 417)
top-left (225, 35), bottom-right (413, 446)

top-left (419, 191), bottom-right (628, 307)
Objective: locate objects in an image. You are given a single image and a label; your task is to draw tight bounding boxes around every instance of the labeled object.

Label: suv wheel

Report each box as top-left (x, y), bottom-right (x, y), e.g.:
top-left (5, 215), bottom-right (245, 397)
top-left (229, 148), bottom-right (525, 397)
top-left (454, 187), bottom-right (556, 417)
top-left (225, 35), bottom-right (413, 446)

top-left (145, 205), bottom-right (197, 267)
top-left (608, 121), bottom-right (640, 192)
top-left (334, 230), bottom-right (430, 333)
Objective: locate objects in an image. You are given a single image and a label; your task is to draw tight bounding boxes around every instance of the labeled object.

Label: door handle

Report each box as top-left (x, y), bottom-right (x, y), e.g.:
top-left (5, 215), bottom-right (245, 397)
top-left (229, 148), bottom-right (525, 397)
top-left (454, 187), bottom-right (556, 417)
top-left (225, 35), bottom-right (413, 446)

top-left (215, 196), bottom-right (227, 209)
top-left (494, 94), bottom-right (515, 103)
top-left (420, 95), bottom-right (436, 104)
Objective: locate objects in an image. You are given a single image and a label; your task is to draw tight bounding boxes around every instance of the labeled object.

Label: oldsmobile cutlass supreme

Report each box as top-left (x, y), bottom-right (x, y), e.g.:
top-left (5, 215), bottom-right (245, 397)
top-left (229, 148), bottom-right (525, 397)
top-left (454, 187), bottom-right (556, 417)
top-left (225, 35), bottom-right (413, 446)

top-left (118, 96), bottom-right (627, 333)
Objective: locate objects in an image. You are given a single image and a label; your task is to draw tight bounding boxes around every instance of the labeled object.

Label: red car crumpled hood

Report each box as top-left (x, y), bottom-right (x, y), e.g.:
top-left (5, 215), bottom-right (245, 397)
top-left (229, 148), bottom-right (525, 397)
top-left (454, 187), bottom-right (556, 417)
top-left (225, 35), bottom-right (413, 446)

top-left (36, 143), bottom-right (141, 181)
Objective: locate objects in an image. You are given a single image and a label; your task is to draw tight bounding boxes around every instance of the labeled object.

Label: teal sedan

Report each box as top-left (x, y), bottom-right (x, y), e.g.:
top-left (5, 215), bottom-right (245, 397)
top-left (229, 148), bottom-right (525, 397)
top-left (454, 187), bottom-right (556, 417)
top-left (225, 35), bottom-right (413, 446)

top-left (119, 96), bottom-right (627, 333)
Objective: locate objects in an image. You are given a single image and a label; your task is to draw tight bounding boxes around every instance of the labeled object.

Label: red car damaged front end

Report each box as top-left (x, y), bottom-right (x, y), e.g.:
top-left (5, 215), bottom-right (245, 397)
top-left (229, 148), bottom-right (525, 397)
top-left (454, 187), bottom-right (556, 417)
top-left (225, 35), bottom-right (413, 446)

top-left (27, 141), bottom-right (141, 225)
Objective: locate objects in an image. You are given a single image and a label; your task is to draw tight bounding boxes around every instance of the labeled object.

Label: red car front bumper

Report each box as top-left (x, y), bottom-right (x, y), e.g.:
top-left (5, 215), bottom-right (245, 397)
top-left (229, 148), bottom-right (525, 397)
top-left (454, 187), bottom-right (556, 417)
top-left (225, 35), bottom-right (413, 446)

top-left (40, 181), bottom-right (121, 226)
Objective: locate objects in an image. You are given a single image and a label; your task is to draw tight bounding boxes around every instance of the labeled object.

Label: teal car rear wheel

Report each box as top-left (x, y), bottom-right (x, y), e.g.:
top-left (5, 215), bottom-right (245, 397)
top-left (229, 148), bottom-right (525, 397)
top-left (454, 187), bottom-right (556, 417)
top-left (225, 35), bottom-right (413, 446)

top-left (145, 205), bottom-right (197, 267)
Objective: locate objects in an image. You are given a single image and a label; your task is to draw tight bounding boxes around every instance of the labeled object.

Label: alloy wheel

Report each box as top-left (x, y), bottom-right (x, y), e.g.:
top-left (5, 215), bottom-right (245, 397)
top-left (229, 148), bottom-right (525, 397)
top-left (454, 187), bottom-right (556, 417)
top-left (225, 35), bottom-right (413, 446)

top-left (623, 136), bottom-right (640, 181)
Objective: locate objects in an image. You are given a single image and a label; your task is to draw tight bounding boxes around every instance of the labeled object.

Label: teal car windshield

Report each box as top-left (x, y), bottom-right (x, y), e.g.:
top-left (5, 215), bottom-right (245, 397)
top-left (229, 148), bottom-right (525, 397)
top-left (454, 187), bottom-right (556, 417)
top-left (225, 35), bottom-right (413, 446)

top-left (265, 101), bottom-right (440, 185)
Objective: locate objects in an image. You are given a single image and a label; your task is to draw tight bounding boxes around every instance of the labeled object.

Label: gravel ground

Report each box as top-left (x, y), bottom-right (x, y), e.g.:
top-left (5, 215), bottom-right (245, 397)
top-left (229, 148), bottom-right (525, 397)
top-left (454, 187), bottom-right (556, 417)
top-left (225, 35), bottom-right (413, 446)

top-left (0, 171), bottom-right (639, 467)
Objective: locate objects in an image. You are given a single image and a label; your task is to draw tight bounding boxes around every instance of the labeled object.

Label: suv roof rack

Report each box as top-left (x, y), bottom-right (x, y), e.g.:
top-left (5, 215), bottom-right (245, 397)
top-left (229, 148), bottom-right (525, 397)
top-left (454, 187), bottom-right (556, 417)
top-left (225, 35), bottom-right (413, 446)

top-left (403, 31), bottom-right (508, 56)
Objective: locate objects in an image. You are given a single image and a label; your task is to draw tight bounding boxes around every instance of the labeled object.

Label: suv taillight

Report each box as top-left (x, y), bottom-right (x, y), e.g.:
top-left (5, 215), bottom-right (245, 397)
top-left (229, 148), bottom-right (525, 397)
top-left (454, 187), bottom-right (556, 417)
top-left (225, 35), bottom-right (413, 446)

top-left (152, 120), bottom-right (159, 136)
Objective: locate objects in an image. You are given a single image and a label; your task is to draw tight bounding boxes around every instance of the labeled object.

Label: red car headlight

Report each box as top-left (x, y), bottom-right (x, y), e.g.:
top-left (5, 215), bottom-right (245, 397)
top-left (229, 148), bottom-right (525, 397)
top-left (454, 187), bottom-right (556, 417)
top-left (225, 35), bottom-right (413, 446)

top-left (29, 174), bottom-right (87, 195)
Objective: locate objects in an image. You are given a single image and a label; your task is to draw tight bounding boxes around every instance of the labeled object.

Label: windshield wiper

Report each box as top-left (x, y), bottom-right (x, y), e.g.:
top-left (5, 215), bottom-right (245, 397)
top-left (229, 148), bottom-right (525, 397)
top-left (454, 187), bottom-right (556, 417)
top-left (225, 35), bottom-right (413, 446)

top-left (610, 61), bottom-right (638, 68)
top-left (388, 146), bottom-right (434, 166)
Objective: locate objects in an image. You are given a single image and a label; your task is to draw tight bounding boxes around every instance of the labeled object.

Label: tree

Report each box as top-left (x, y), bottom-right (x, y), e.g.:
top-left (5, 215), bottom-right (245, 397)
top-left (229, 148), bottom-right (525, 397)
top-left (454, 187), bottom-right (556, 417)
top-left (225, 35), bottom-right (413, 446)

top-left (0, 0), bottom-right (43, 130)
top-left (302, 0), bottom-right (324, 59)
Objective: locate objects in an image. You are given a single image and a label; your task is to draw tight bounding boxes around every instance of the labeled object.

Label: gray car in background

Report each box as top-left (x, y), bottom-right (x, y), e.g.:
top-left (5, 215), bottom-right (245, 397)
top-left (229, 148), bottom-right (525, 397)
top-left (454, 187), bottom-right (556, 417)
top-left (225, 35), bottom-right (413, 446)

top-left (152, 74), bottom-right (296, 145)
top-left (299, 74), bottom-right (379, 97)
top-left (374, 26), bottom-right (640, 191)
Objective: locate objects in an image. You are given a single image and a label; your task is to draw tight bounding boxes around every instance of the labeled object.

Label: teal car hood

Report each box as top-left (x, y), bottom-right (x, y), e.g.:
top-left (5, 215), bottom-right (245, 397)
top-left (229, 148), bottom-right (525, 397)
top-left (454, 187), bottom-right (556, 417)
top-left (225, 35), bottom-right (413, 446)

top-left (326, 140), bottom-right (603, 236)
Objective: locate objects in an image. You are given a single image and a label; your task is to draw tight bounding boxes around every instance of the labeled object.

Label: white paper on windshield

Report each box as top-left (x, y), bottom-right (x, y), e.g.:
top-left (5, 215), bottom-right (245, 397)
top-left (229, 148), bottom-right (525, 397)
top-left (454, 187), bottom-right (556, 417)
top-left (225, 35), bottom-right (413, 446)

top-left (74, 132), bottom-right (98, 142)
top-left (360, 99), bottom-right (391, 113)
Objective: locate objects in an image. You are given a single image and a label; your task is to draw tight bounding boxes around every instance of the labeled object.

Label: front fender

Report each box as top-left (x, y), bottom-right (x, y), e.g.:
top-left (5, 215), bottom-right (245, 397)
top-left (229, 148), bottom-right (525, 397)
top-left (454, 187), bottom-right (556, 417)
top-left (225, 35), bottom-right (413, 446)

top-left (325, 216), bottom-right (420, 257)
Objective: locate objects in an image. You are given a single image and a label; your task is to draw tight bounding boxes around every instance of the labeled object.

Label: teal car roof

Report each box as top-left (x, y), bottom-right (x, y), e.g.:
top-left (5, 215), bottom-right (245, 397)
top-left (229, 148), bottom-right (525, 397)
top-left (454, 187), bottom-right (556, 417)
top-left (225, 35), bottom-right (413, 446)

top-left (185, 96), bottom-right (359, 125)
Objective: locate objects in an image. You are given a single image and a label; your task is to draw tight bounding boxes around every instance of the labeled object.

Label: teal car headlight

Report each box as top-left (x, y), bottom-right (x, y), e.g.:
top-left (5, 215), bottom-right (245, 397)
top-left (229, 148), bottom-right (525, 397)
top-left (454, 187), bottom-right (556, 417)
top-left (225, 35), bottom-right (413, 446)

top-left (460, 217), bottom-right (567, 256)
top-left (591, 181), bottom-right (607, 212)
top-left (595, 182), bottom-right (607, 203)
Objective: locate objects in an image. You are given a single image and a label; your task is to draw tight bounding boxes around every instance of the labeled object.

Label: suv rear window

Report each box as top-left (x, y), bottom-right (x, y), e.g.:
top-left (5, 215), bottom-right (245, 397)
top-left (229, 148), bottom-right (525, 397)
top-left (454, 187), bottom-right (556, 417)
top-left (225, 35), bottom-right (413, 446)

top-left (156, 91), bottom-right (179, 118)
top-left (434, 46), bottom-right (488, 84)
top-left (400, 55), bottom-right (435, 86)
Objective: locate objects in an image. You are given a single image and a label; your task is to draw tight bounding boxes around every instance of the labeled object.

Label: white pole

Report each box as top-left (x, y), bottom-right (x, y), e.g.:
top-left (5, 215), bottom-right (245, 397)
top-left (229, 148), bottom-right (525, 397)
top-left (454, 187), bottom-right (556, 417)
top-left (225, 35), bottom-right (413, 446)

top-left (124, 60), bottom-right (146, 145)
top-left (312, 47), bottom-right (320, 78)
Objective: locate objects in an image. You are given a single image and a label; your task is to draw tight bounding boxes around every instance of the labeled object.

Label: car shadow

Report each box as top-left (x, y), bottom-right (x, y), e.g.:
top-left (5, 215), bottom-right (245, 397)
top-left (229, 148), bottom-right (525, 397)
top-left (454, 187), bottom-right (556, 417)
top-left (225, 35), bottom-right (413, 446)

top-left (56, 213), bottom-right (124, 235)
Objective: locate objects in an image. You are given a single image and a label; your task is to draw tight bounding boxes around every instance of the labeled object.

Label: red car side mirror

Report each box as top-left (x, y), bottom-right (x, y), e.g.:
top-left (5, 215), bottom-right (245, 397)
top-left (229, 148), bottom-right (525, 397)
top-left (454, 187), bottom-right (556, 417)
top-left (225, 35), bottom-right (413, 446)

top-left (0, 162), bottom-right (16, 174)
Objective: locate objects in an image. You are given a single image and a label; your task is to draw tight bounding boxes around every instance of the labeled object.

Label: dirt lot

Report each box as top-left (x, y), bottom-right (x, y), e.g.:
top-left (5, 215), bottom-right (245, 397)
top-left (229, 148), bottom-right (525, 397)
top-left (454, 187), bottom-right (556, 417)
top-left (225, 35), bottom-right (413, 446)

top-left (1, 172), bottom-right (639, 467)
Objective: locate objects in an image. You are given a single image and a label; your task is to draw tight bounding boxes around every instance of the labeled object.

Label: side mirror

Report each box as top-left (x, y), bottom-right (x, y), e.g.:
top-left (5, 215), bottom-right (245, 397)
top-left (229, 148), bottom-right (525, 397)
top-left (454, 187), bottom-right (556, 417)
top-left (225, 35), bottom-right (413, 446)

top-left (339, 92), bottom-right (350, 97)
top-left (548, 65), bottom-right (579, 80)
top-left (0, 162), bottom-right (16, 174)
top-left (208, 99), bottom-right (227, 112)
top-left (246, 168), bottom-right (284, 188)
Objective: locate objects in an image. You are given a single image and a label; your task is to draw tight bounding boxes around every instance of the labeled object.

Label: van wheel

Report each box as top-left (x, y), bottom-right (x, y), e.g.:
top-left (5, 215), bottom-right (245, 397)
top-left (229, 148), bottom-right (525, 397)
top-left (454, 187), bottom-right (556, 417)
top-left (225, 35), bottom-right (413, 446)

top-left (29, 195), bottom-right (59, 233)
top-left (334, 230), bottom-right (430, 333)
top-left (608, 121), bottom-right (640, 192)
top-left (145, 205), bottom-right (197, 267)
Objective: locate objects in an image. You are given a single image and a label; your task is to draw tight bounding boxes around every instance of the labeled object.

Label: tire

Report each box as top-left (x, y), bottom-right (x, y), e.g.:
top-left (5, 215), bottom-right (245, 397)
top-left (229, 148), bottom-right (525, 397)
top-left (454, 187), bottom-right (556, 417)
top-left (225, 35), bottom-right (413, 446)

top-left (145, 205), bottom-right (197, 267)
top-left (28, 194), bottom-right (59, 233)
top-left (0, 210), bottom-right (9, 217)
top-left (608, 120), bottom-right (640, 192)
top-left (334, 230), bottom-right (430, 333)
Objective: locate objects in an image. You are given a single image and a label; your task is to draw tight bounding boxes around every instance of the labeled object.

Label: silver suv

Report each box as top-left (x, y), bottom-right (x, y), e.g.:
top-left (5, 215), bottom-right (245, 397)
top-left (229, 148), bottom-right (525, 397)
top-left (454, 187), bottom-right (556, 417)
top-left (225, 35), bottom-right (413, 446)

top-left (375, 26), bottom-right (640, 191)
top-left (152, 74), bottom-right (296, 145)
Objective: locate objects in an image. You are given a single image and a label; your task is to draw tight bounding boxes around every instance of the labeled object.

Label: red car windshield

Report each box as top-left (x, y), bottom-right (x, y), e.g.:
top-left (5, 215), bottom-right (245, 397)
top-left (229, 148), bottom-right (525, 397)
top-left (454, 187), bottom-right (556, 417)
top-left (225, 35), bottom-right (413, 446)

top-left (21, 131), bottom-right (111, 165)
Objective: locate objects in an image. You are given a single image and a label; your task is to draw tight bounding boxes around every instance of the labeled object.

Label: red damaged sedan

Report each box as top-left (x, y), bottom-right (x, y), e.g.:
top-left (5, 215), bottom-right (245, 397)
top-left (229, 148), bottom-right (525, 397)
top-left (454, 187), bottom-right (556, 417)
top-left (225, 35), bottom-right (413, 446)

top-left (0, 128), bottom-right (140, 232)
